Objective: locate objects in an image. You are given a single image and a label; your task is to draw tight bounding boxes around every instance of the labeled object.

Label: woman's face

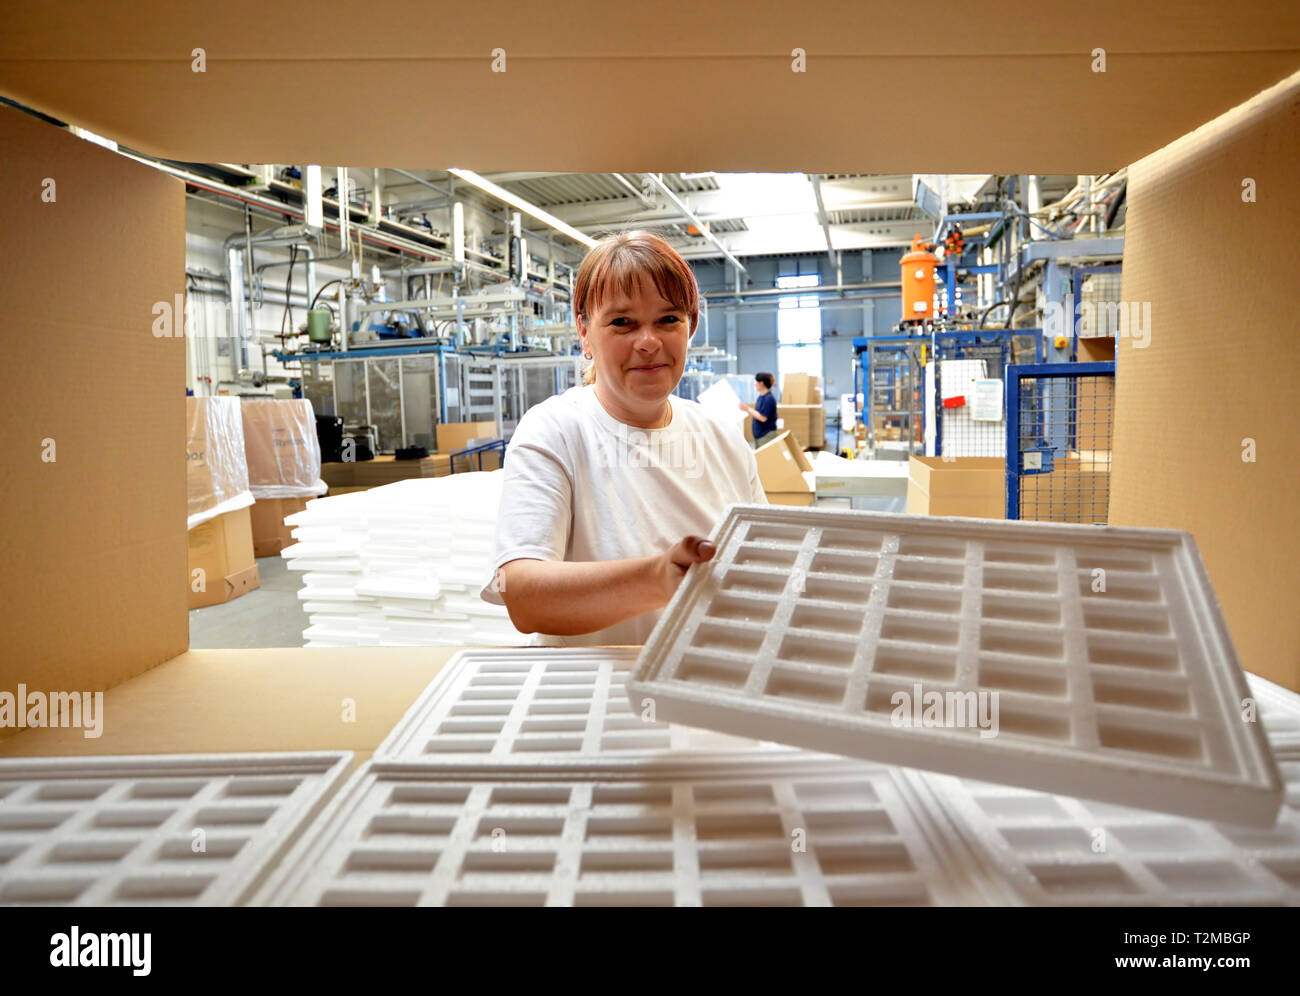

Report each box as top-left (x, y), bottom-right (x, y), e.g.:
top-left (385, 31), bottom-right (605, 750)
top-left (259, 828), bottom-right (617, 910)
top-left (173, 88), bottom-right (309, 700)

top-left (580, 273), bottom-right (692, 413)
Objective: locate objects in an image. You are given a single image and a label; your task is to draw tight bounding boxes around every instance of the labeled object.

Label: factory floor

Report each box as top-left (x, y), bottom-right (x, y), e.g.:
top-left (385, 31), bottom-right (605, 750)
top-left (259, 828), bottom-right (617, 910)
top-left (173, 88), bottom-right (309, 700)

top-left (187, 494), bottom-right (906, 649)
top-left (189, 554), bottom-right (311, 649)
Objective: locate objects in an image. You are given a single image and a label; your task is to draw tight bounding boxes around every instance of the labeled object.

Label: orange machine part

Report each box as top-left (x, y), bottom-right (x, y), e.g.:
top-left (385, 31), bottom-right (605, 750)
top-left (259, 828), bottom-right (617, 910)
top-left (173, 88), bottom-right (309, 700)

top-left (900, 233), bottom-right (938, 321)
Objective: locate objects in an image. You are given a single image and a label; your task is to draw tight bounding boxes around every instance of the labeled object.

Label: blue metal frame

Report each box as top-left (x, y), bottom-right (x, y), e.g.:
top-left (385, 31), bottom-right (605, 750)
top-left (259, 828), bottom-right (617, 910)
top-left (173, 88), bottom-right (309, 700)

top-left (1070, 262), bottom-right (1123, 360)
top-left (1004, 362), bottom-right (1115, 520)
top-left (448, 438), bottom-right (507, 474)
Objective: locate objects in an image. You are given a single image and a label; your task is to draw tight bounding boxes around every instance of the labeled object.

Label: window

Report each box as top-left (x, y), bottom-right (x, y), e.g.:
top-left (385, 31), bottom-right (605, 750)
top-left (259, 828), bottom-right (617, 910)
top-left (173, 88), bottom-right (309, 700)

top-left (776, 273), bottom-right (822, 379)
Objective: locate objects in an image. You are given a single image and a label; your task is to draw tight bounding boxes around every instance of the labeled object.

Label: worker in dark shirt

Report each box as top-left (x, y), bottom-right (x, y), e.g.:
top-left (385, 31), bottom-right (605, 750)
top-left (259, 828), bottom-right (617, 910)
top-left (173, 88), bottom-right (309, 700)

top-left (739, 371), bottom-right (779, 448)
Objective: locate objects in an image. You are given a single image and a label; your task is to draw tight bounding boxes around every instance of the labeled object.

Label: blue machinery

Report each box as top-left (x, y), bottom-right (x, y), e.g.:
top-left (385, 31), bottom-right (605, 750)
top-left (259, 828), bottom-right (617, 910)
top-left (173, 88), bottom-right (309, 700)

top-left (1005, 362), bottom-right (1115, 523)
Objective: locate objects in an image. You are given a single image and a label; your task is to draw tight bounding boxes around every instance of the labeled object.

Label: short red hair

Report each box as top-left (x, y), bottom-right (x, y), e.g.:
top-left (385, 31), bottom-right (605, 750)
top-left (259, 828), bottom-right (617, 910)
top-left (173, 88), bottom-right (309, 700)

top-left (574, 231), bottom-right (699, 384)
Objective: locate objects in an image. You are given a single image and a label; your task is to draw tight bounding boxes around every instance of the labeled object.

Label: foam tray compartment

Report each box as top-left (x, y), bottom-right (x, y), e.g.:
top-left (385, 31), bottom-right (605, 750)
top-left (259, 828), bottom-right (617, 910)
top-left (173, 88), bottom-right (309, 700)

top-left (375, 648), bottom-right (854, 764)
top-left (905, 746), bottom-right (1300, 906)
top-left (0, 752), bottom-right (351, 906)
top-left (255, 758), bottom-right (1003, 907)
top-left (629, 505), bottom-right (1284, 827)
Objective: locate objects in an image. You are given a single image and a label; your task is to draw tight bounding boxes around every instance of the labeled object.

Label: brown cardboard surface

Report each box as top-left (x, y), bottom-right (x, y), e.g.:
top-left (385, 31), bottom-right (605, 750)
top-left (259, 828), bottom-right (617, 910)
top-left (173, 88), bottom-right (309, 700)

top-left (187, 507), bottom-right (259, 609)
top-left (0, 104), bottom-right (186, 694)
top-left (249, 496), bottom-right (310, 557)
top-left (781, 374), bottom-right (815, 405)
top-left (2, 4), bottom-right (1298, 170)
top-left (436, 420), bottom-right (500, 452)
top-left (907, 457), bottom-right (1005, 518)
top-left (1111, 70), bottom-right (1300, 691)
top-left (0, 647), bottom-right (464, 768)
top-left (765, 491), bottom-right (817, 508)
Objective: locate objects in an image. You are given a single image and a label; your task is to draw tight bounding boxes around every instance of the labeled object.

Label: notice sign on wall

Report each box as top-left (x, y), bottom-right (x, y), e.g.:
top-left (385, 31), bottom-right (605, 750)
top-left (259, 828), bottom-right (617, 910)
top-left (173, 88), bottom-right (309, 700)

top-left (971, 379), bottom-right (1003, 421)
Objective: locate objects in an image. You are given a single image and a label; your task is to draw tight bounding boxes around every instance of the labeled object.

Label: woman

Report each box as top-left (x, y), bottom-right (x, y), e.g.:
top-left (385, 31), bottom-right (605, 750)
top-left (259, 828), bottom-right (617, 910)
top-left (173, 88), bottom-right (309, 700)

top-left (480, 231), bottom-right (766, 645)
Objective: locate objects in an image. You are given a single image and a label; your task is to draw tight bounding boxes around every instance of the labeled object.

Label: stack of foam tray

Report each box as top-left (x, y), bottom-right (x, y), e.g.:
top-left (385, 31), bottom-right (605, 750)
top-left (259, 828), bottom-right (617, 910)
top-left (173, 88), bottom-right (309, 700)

top-left (279, 474), bottom-right (526, 648)
top-left (248, 648), bottom-right (1300, 907)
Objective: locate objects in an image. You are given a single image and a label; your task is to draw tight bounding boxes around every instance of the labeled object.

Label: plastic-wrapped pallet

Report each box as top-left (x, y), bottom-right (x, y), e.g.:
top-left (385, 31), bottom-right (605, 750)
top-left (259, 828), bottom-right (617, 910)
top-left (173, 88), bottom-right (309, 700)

top-left (280, 473), bottom-right (527, 648)
top-left (186, 396), bottom-right (254, 529)
top-left (240, 399), bottom-right (327, 499)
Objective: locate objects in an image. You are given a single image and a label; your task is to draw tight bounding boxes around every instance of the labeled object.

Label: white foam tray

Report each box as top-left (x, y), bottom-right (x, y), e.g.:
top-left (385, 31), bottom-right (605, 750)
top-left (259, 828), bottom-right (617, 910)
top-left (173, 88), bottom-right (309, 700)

top-left (375, 648), bottom-right (860, 764)
top-left (629, 505), bottom-right (1284, 827)
top-left (254, 758), bottom-right (1003, 907)
top-left (0, 752), bottom-right (351, 906)
top-left (904, 746), bottom-right (1300, 906)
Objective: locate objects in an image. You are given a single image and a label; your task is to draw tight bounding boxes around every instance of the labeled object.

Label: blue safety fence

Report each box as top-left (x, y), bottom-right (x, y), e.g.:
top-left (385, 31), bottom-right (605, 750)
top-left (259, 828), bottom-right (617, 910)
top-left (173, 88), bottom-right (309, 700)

top-left (1005, 362), bottom-right (1115, 523)
top-left (448, 438), bottom-right (507, 474)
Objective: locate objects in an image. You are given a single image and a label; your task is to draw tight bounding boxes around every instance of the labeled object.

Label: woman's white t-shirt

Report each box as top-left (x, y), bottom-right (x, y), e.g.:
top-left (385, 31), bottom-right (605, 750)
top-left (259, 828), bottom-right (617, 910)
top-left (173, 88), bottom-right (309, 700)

top-left (480, 384), bottom-right (766, 646)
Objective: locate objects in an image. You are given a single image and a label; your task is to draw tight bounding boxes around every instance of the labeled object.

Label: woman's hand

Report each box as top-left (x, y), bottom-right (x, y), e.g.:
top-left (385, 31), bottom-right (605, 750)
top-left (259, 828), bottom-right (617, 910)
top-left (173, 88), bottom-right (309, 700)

top-left (656, 534), bottom-right (717, 601)
top-left (738, 401), bottom-right (751, 413)
top-left (498, 535), bottom-right (717, 636)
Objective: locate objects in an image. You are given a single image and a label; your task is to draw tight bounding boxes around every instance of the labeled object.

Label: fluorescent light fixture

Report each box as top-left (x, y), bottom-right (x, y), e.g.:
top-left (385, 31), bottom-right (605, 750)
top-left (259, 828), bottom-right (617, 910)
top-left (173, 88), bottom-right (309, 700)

top-left (448, 168), bottom-right (597, 248)
top-left (304, 165), bottom-right (323, 229)
top-left (452, 201), bottom-right (465, 263)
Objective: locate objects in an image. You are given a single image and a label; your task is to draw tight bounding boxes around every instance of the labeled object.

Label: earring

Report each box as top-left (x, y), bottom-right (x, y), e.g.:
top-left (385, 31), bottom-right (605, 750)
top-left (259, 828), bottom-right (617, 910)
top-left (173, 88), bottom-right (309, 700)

top-left (583, 352), bottom-right (592, 359)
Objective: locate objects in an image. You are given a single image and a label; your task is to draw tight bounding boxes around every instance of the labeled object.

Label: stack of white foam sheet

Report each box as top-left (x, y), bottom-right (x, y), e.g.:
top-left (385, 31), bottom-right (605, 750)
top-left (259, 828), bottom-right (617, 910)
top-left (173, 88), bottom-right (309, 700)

top-left (279, 474), bottom-right (526, 648)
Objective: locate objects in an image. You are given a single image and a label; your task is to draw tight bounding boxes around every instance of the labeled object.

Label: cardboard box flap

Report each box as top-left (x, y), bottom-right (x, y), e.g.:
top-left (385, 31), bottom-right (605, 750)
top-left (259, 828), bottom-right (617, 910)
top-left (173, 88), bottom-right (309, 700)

top-left (3, 4), bottom-right (1297, 171)
top-left (755, 432), bottom-right (814, 494)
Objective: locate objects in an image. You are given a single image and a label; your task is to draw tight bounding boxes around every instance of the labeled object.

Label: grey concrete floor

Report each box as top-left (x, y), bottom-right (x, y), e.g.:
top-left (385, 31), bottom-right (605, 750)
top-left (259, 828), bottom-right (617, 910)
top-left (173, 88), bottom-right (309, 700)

top-left (189, 555), bottom-right (310, 649)
top-left (187, 494), bottom-right (904, 649)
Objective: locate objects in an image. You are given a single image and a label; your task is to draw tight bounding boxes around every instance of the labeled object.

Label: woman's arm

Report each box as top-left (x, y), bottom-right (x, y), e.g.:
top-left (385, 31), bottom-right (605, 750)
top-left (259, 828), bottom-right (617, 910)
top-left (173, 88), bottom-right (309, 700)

top-left (498, 535), bottom-right (716, 635)
top-left (738, 401), bottom-right (769, 422)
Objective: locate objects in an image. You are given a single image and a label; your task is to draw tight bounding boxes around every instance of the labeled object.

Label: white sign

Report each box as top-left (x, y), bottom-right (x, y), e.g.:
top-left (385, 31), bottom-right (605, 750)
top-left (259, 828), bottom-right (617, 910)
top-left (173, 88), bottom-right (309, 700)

top-left (971, 379), bottom-right (1003, 422)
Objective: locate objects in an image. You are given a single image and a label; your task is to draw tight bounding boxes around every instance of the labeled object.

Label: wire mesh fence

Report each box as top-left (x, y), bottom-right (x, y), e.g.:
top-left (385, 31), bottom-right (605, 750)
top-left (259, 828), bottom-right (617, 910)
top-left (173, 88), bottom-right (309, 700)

top-left (1006, 362), bottom-right (1115, 525)
top-left (932, 332), bottom-right (1041, 459)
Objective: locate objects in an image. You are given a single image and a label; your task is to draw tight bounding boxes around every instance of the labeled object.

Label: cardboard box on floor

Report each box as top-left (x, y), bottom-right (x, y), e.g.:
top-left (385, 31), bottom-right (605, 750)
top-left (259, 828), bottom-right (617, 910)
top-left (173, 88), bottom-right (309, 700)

top-left (755, 431), bottom-right (816, 506)
top-left (906, 457), bottom-right (1005, 519)
top-left (248, 497), bottom-right (310, 558)
top-left (187, 506), bottom-right (259, 609)
top-left (3, 19), bottom-right (1298, 724)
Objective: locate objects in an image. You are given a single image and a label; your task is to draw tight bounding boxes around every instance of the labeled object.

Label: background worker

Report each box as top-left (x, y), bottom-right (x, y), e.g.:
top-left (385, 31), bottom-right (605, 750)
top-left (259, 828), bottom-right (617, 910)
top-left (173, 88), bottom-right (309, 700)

top-left (739, 372), bottom-right (778, 447)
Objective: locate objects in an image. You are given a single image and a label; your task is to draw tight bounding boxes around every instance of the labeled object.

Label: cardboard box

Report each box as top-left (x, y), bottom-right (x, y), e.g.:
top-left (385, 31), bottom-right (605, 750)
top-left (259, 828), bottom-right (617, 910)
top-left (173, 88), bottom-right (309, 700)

top-left (778, 403), bottom-right (822, 449)
top-left (906, 457), bottom-right (1005, 519)
top-left (781, 373), bottom-right (811, 404)
top-left (435, 420), bottom-right (500, 453)
top-left (241, 399), bottom-right (323, 498)
top-left (249, 496), bottom-right (310, 558)
top-left (4, 20), bottom-right (1299, 710)
top-left (755, 431), bottom-right (815, 505)
top-left (187, 507), bottom-right (259, 609)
